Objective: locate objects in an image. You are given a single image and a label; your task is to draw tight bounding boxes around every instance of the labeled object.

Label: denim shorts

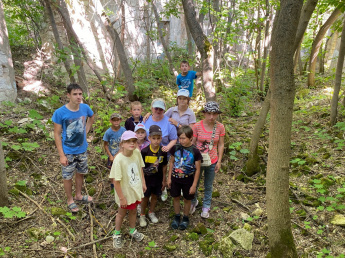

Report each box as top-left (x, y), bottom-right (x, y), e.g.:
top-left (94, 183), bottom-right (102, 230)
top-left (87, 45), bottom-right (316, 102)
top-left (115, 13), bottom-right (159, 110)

top-left (62, 152), bottom-right (88, 180)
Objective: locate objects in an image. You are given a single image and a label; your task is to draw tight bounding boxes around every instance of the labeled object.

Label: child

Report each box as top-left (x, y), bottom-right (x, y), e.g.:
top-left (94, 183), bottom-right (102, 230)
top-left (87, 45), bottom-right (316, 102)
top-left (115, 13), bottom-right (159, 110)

top-left (176, 61), bottom-right (202, 98)
top-left (168, 125), bottom-right (202, 230)
top-left (103, 113), bottom-right (126, 170)
top-left (135, 123), bottom-right (150, 151)
top-left (125, 101), bottom-right (144, 131)
top-left (110, 130), bottom-right (147, 248)
top-left (139, 125), bottom-right (168, 227)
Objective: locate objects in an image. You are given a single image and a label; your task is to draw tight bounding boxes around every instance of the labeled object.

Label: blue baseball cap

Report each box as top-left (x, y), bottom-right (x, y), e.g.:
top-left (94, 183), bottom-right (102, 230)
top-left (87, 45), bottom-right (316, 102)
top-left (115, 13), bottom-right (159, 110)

top-left (152, 99), bottom-right (166, 110)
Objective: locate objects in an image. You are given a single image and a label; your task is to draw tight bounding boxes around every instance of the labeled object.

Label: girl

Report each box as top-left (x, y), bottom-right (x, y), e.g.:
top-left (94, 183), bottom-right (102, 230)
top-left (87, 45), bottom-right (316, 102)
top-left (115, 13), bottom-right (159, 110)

top-left (110, 131), bottom-right (147, 248)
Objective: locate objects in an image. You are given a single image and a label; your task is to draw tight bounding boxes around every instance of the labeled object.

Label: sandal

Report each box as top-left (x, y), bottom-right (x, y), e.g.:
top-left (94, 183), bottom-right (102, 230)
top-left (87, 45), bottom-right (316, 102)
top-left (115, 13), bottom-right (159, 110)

top-left (67, 203), bottom-right (79, 213)
top-left (75, 195), bottom-right (92, 204)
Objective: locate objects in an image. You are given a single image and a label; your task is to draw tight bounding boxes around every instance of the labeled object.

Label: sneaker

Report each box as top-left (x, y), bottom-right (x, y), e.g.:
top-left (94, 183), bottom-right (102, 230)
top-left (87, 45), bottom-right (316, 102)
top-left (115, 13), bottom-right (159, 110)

top-left (130, 229), bottom-right (145, 242)
top-left (137, 204), bottom-right (141, 217)
top-left (201, 207), bottom-right (210, 219)
top-left (179, 216), bottom-right (189, 230)
top-left (171, 215), bottom-right (180, 229)
top-left (139, 215), bottom-right (147, 227)
top-left (113, 234), bottom-right (124, 248)
top-left (148, 212), bottom-right (158, 223)
top-left (161, 188), bottom-right (168, 202)
top-left (190, 200), bottom-right (199, 215)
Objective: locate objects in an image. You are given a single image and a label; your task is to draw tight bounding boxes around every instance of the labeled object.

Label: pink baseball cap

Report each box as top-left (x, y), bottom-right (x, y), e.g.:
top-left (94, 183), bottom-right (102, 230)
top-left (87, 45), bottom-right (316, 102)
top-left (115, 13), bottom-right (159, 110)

top-left (121, 131), bottom-right (137, 141)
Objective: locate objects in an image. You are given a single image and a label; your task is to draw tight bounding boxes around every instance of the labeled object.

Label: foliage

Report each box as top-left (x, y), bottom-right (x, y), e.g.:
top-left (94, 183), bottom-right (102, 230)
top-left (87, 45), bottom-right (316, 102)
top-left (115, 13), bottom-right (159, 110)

top-left (0, 206), bottom-right (26, 219)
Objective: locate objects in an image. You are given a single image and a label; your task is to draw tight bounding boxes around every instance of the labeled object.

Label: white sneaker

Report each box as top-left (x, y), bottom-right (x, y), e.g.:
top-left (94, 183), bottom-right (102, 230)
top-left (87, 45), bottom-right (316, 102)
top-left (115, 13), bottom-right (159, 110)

top-left (161, 188), bottom-right (168, 201)
top-left (148, 212), bottom-right (158, 223)
top-left (201, 207), bottom-right (210, 219)
top-left (139, 215), bottom-right (147, 227)
top-left (130, 229), bottom-right (145, 242)
top-left (113, 234), bottom-right (124, 248)
top-left (190, 200), bottom-right (199, 215)
top-left (137, 204), bottom-right (141, 217)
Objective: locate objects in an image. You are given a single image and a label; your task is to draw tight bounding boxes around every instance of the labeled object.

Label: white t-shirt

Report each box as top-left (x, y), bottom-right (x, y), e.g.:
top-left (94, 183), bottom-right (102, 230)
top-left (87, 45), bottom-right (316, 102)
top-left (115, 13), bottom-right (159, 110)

top-left (109, 148), bottom-right (145, 205)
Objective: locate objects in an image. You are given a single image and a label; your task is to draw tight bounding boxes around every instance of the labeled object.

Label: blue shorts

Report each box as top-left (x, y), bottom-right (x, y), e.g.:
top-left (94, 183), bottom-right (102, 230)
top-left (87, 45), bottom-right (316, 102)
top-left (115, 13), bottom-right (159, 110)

top-left (62, 152), bottom-right (88, 180)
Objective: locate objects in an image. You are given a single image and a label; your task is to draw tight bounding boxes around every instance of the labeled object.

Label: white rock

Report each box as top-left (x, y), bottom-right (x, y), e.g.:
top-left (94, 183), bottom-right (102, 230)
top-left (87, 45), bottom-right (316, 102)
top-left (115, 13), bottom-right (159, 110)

top-left (230, 228), bottom-right (254, 250)
top-left (45, 235), bottom-right (54, 243)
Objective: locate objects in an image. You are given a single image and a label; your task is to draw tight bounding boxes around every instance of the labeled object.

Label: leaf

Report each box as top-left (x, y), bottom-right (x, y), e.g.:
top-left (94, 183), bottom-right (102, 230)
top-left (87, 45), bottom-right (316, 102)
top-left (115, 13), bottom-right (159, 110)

top-left (317, 206), bottom-right (325, 211)
top-left (10, 144), bottom-right (21, 151)
top-left (148, 241), bottom-right (156, 247)
top-left (16, 180), bottom-right (27, 186)
top-left (313, 179), bottom-right (322, 184)
top-left (318, 196), bottom-right (326, 202)
top-left (12, 206), bottom-right (21, 212)
top-left (240, 149), bottom-right (249, 154)
top-left (28, 109), bottom-right (43, 119)
top-left (144, 247), bottom-right (151, 250)
top-left (326, 207), bottom-right (335, 212)
top-left (16, 211), bottom-right (26, 218)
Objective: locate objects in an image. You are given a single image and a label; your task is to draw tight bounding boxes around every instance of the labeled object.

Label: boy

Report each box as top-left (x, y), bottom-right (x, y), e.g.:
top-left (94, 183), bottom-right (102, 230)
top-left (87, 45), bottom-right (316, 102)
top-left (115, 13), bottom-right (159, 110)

top-left (176, 61), bottom-right (202, 98)
top-left (139, 125), bottom-right (168, 227)
top-left (52, 83), bottom-right (94, 213)
top-left (103, 113), bottom-right (126, 170)
top-left (125, 101), bottom-right (144, 131)
top-left (135, 123), bottom-right (150, 151)
top-left (168, 125), bottom-right (202, 230)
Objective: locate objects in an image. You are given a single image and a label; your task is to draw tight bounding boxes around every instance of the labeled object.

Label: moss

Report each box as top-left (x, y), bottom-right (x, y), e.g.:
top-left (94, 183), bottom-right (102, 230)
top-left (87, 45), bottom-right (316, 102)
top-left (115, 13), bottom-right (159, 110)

top-left (88, 187), bottom-right (96, 196)
top-left (163, 244), bottom-right (177, 252)
top-left (97, 203), bottom-right (107, 210)
top-left (9, 187), bottom-right (20, 196)
top-left (192, 223), bottom-right (208, 235)
top-left (311, 174), bottom-right (323, 179)
top-left (322, 153), bottom-right (331, 159)
top-left (85, 175), bottom-right (94, 183)
top-left (187, 232), bottom-right (199, 241)
top-left (321, 178), bottom-right (335, 188)
top-left (245, 154), bottom-right (260, 176)
top-left (223, 207), bottom-right (232, 212)
top-left (31, 173), bottom-right (41, 180)
top-left (51, 207), bottom-right (66, 216)
top-left (212, 191), bottom-right (220, 198)
top-left (170, 235), bottom-right (178, 242)
top-left (198, 235), bottom-right (215, 256)
top-left (296, 209), bottom-right (306, 218)
top-left (269, 229), bottom-right (298, 257)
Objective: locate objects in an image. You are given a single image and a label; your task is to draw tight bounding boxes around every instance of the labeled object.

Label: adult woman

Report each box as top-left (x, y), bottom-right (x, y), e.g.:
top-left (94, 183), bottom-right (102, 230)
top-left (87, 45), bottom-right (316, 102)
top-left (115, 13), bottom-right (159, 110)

top-left (190, 101), bottom-right (225, 218)
top-left (143, 98), bottom-right (177, 152)
top-left (165, 89), bottom-right (196, 129)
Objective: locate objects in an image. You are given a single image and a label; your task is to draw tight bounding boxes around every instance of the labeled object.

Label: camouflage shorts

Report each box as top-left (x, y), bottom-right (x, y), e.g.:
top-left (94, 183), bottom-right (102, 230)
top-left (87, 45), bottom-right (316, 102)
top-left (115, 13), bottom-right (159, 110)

top-left (62, 152), bottom-right (88, 180)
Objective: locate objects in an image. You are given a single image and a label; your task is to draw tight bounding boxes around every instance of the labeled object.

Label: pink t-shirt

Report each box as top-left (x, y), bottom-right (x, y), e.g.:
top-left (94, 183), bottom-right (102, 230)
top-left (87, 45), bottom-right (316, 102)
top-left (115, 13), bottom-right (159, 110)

top-left (193, 121), bottom-right (225, 164)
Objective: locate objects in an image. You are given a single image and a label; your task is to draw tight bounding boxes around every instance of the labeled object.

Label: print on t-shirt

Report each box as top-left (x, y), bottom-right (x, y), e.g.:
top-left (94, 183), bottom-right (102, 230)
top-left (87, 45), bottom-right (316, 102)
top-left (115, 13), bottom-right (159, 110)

top-left (128, 162), bottom-right (140, 187)
top-left (200, 140), bottom-right (210, 153)
top-left (180, 79), bottom-right (192, 89)
top-left (109, 138), bottom-right (121, 156)
top-left (173, 147), bottom-right (196, 175)
top-left (65, 116), bottom-right (86, 147)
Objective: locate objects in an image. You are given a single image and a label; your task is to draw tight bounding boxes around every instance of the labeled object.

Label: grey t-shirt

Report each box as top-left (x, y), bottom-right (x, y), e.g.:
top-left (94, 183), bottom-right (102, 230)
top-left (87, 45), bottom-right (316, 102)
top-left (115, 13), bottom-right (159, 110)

top-left (165, 106), bottom-right (196, 127)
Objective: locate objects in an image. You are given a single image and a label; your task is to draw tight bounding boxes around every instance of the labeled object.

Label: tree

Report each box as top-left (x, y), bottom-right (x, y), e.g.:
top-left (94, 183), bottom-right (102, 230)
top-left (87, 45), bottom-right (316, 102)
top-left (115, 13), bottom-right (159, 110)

top-left (0, 141), bottom-right (8, 206)
top-left (266, 0), bottom-right (303, 256)
top-left (330, 17), bottom-right (345, 125)
top-left (182, 0), bottom-right (215, 101)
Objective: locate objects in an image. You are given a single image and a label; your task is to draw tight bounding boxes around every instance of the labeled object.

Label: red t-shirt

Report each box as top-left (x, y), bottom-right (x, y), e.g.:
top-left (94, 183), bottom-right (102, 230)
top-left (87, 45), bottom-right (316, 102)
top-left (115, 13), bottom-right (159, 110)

top-left (193, 121), bottom-right (225, 164)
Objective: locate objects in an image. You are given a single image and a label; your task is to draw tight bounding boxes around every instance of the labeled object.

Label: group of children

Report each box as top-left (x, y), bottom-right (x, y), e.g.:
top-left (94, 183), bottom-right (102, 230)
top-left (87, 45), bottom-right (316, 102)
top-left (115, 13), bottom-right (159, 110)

top-left (104, 61), bottom-right (203, 248)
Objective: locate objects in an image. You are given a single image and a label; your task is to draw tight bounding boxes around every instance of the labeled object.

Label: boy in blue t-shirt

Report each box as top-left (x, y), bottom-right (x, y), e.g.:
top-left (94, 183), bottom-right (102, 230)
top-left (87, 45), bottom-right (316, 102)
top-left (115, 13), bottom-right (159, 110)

top-left (176, 61), bottom-right (202, 98)
top-left (52, 83), bottom-right (95, 213)
top-left (103, 113), bottom-right (126, 169)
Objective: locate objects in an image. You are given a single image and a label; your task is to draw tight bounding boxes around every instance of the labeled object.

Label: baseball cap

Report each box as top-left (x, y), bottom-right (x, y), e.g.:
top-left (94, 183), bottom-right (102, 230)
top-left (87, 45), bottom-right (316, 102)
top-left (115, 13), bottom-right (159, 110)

top-left (149, 125), bottom-right (162, 136)
top-left (121, 130), bottom-right (137, 141)
top-left (134, 123), bottom-right (146, 132)
top-left (110, 113), bottom-right (121, 120)
top-left (203, 101), bottom-right (222, 114)
top-left (152, 99), bottom-right (166, 111)
top-left (177, 89), bottom-right (190, 98)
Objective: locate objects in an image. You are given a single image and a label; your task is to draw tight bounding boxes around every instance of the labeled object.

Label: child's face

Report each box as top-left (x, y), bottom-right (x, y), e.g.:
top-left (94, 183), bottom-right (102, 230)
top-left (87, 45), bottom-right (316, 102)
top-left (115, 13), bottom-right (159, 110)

top-left (131, 105), bottom-right (143, 119)
top-left (179, 133), bottom-right (193, 147)
top-left (121, 138), bottom-right (137, 151)
top-left (177, 96), bottom-right (189, 106)
top-left (204, 112), bottom-right (218, 124)
top-left (136, 129), bottom-right (146, 141)
top-left (110, 118), bottom-right (121, 128)
top-left (180, 63), bottom-right (190, 74)
top-left (149, 135), bottom-right (162, 148)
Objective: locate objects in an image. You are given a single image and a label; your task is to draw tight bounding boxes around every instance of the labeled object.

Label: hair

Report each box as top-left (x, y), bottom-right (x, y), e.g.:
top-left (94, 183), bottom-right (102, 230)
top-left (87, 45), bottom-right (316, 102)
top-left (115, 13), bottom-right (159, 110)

top-left (151, 98), bottom-right (165, 108)
top-left (177, 125), bottom-right (193, 138)
top-left (67, 83), bottom-right (83, 94)
top-left (130, 101), bottom-right (142, 110)
top-left (180, 60), bottom-right (190, 67)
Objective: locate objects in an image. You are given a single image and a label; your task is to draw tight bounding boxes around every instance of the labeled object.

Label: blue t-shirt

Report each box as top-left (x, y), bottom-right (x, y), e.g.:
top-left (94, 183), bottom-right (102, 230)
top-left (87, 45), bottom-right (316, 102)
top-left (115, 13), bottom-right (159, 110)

top-left (52, 103), bottom-right (94, 155)
top-left (176, 71), bottom-right (197, 97)
top-left (102, 127), bottom-right (126, 156)
top-left (144, 116), bottom-right (177, 146)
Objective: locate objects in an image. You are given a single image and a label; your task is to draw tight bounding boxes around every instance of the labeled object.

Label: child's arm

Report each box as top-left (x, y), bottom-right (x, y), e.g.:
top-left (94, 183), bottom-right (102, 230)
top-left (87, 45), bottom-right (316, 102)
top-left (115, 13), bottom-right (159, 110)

top-left (162, 139), bottom-right (177, 152)
top-left (114, 180), bottom-right (127, 207)
top-left (196, 71), bottom-right (202, 77)
top-left (215, 135), bottom-right (225, 173)
top-left (162, 164), bottom-right (167, 191)
top-left (141, 167), bottom-right (147, 193)
top-left (190, 160), bottom-right (201, 194)
top-left (167, 156), bottom-right (174, 188)
top-left (143, 112), bottom-right (151, 123)
top-left (103, 141), bottom-right (114, 161)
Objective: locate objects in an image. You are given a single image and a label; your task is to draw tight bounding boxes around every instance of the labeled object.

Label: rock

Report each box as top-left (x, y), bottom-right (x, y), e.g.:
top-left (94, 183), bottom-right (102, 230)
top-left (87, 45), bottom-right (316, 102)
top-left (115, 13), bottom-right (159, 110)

top-left (163, 244), bottom-right (177, 252)
top-left (230, 228), bottom-right (254, 250)
top-left (252, 204), bottom-right (263, 217)
top-left (45, 235), bottom-right (54, 243)
top-left (219, 235), bottom-right (235, 258)
top-left (331, 214), bottom-right (345, 226)
top-left (243, 223), bottom-right (252, 232)
top-left (192, 223), bottom-right (208, 235)
top-left (240, 212), bottom-right (250, 221)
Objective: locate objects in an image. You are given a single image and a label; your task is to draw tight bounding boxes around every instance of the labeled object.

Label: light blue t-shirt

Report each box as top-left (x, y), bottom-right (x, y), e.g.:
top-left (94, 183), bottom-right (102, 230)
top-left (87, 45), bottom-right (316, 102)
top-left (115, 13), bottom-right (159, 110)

top-left (52, 103), bottom-right (94, 155)
top-left (176, 71), bottom-right (197, 97)
top-left (103, 127), bottom-right (126, 156)
top-left (144, 116), bottom-right (177, 146)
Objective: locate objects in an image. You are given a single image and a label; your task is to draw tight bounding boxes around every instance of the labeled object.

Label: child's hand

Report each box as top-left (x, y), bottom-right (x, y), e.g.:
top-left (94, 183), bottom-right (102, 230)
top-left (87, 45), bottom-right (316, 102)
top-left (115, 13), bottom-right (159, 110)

top-left (215, 162), bottom-right (221, 173)
top-left (143, 112), bottom-right (151, 122)
top-left (189, 185), bottom-right (196, 195)
top-left (143, 184), bottom-right (147, 193)
top-left (161, 180), bottom-right (167, 191)
top-left (119, 197), bottom-right (127, 208)
top-left (167, 179), bottom-right (171, 188)
top-left (60, 155), bottom-right (69, 166)
top-left (168, 118), bottom-right (178, 127)
top-left (109, 155), bottom-right (114, 162)
top-left (162, 146), bottom-right (170, 152)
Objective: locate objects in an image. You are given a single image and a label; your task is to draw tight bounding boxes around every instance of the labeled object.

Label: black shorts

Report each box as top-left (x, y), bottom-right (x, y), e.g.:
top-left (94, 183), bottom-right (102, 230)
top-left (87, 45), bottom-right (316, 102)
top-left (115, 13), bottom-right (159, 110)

top-left (170, 175), bottom-right (195, 200)
top-left (144, 184), bottom-right (162, 197)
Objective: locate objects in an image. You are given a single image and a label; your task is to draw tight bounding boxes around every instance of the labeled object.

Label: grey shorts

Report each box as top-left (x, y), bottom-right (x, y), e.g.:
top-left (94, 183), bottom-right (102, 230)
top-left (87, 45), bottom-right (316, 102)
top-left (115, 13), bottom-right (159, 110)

top-left (62, 152), bottom-right (88, 180)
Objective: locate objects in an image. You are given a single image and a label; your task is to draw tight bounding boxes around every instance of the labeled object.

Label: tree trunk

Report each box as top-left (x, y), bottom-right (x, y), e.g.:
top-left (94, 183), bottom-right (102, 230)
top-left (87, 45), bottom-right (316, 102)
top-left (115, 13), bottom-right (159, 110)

top-left (184, 13), bottom-right (194, 58)
top-left (0, 141), bottom-right (8, 206)
top-left (144, 3), bottom-right (151, 62)
top-left (308, 8), bottom-right (341, 87)
top-left (102, 14), bottom-right (137, 101)
top-left (44, 0), bottom-right (76, 84)
top-left (151, 1), bottom-right (177, 75)
top-left (267, 0), bottom-right (302, 256)
top-left (116, 1), bottom-right (125, 77)
top-left (212, 0), bottom-right (220, 91)
top-left (182, 0), bottom-right (215, 101)
top-left (330, 18), bottom-right (345, 126)
top-left (254, 5), bottom-right (262, 90)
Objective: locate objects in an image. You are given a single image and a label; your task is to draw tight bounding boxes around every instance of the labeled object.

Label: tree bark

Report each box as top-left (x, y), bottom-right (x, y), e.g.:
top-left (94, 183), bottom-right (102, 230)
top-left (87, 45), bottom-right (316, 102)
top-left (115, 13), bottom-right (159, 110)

top-left (307, 8), bottom-right (341, 87)
top-left (330, 18), bottom-right (345, 126)
top-left (184, 13), bottom-right (194, 58)
top-left (116, 1), bottom-right (125, 77)
top-left (44, 0), bottom-right (75, 84)
top-left (182, 0), bottom-right (215, 101)
top-left (267, 0), bottom-right (303, 256)
top-left (0, 141), bottom-right (8, 206)
top-left (144, 3), bottom-right (151, 62)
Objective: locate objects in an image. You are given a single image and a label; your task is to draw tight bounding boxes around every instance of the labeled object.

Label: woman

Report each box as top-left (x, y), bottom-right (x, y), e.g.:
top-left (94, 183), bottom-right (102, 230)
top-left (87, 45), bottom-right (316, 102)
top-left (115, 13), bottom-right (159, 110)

top-left (143, 98), bottom-right (177, 152)
top-left (190, 101), bottom-right (225, 218)
top-left (165, 89), bottom-right (196, 129)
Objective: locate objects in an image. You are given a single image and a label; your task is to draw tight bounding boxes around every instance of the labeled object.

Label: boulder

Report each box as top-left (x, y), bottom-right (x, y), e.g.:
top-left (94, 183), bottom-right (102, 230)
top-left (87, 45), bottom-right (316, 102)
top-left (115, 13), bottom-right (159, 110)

top-left (230, 228), bottom-right (254, 250)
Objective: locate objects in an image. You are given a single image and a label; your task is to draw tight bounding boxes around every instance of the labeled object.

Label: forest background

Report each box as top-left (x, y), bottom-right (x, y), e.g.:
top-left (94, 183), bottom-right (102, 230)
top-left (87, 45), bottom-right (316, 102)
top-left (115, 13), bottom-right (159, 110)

top-left (1, 0), bottom-right (345, 257)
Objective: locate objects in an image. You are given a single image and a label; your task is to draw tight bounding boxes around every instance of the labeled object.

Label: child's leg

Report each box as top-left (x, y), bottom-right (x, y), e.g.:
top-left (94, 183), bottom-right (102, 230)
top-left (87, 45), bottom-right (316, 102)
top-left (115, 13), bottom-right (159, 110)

top-left (141, 197), bottom-right (149, 215)
top-left (149, 194), bottom-right (158, 213)
top-left (184, 199), bottom-right (191, 216)
top-left (128, 209), bottom-right (137, 229)
top-left (173, 196), bottom-right (181, 214)
top-left (115, 207), bottom-right (127, 231)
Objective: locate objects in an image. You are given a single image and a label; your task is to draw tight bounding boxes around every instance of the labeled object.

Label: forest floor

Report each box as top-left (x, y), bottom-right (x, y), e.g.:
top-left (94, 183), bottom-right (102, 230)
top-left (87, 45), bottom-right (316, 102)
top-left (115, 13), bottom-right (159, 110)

top-left (1, 49), bottom-right (345, 257)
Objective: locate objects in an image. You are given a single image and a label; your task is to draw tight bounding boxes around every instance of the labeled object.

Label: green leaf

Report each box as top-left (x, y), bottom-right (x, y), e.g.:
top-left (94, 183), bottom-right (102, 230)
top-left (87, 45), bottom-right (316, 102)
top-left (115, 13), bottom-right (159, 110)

top-left (318, 196), bottom-right (326, 202)
top-left (148, 241), bottom-right (156, 247)
top-left (28, 109), bottom-right (43, 119)
top-left (317, 206), bottom-right (325, 211)
top-left (326, 207), bottom-right (335, 212)
top-left (16, 180), bottom-right (27, 186)
top-left (240, 149), bottom-right (249, 154)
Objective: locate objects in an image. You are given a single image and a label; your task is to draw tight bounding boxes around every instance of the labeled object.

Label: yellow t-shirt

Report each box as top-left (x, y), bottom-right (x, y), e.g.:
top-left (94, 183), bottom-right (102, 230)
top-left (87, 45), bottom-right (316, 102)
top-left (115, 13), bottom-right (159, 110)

top-left (109, 148), bottom-right (145, 205)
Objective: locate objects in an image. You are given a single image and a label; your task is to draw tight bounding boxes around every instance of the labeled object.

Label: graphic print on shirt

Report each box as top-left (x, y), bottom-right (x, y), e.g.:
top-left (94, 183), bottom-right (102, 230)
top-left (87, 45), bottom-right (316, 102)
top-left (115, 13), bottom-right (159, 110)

top-left (64, 116), bottom-right (86, 147)
top-left (200, 140), bottom-right (210, 153)
top-left (180, 79), bottom-right (191, 89)
top-left (127, 162), bottom-right (140, 187)
top-left (174, 148), bottom-right (195, 175)
top-left (109, 138), bottom-right (121, 156)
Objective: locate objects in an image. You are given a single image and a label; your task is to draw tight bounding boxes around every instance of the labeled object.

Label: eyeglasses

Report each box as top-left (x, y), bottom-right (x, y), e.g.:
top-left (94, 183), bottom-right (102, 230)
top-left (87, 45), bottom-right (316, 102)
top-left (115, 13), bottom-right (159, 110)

top-left (154, 107), bottom-right (164, 111)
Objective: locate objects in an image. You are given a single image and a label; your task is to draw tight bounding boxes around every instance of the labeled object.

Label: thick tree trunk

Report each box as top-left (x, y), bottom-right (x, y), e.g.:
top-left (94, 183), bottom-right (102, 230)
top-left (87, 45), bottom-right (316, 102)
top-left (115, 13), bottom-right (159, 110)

top-left (308, 8), bottom-right (341, 87)
top-left (182, 0), bottom-right (215, 101)
top-left (267, 0), bottom-right (302, 256)
top-left (330, 18), bottom-right (345, 126)
top-left (44, 0), bottom-right (75, 84)
top-left (102, 14), bottom-right (137, 101)
top-left (0, 141), bottom-right (8, 206)
top-left (184, 14), bottom-right (194, 58)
